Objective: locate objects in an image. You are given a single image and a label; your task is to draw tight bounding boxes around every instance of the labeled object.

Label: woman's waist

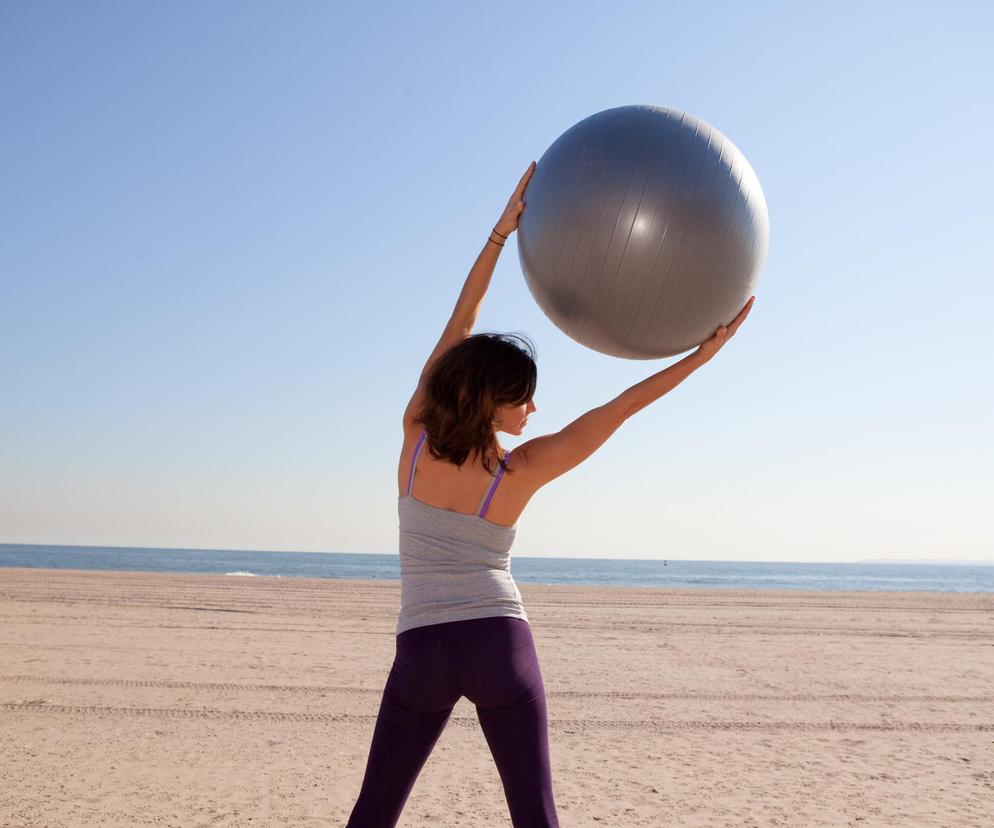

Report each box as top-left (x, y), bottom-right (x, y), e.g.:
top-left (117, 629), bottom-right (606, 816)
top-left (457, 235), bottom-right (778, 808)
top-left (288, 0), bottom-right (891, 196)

top-left (399, 545), bottom-right (513, 573)
top-left (400, 567), bottom-right (520, 598)
top-left (399, 584), bottom-right (525, 617)
top-left (401, 566), bottom-right (518, 587)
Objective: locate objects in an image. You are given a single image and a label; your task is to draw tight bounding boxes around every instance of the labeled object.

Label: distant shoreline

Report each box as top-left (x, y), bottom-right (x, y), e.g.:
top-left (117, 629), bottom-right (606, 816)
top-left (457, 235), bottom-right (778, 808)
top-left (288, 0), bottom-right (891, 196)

top-left (1, 543), bottom-right (992, 567)
top-left (3, 545), bottom-right (994, 594)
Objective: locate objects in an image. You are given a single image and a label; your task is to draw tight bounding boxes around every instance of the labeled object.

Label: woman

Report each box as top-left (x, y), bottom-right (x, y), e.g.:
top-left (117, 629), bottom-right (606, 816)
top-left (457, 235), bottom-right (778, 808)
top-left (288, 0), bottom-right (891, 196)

top-left (346, 163), bottom-right (754, 828)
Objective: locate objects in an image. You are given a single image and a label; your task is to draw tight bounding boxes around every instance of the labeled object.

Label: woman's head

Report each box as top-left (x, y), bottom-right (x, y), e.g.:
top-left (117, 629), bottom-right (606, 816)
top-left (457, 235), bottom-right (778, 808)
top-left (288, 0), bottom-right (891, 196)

top-left (415, 332), bottom-right (537, 474)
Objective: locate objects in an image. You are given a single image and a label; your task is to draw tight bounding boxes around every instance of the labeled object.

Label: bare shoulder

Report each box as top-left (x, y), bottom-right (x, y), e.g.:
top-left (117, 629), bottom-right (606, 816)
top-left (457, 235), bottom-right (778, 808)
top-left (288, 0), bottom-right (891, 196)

top-left (397, 418), bottom-right (426, 494)
top-left (399, 417), bottom-right (426, 463)
top-left (506, 435), bottom-right (546, 470)
top-left (507, 403), bottom-right (627, 492)
top-left (505, 434), bottom-right (556, 489)
top-left (402, 413), bottom-right (423, 442)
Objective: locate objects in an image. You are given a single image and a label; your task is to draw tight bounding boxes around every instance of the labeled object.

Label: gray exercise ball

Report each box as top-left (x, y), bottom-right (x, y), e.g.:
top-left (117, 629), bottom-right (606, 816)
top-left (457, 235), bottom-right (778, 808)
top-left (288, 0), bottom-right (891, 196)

top-left (517, 105), bottom-right (769, 359)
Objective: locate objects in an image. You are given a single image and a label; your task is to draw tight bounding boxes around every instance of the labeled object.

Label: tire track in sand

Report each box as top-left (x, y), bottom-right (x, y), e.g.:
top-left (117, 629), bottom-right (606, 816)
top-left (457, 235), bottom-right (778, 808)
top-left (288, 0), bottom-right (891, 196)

top-left (2, 701), bottom-right (992, 733)
top-left (1, 674), bottom-right (991, 704)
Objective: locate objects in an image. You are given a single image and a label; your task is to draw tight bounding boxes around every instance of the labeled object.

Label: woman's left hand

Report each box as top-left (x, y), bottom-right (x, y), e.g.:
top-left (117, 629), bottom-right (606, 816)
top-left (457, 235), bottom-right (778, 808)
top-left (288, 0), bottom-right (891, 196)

top-left (695, 296), bottom-right (755, 362)
top-left (494, 161), bottom-right (537, 237)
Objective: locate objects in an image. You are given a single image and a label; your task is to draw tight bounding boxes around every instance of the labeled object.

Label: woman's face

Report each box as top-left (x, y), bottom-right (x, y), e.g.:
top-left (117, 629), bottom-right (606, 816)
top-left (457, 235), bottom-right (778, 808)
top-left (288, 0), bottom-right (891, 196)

top-left (495, 397), bottom-right (537, 436)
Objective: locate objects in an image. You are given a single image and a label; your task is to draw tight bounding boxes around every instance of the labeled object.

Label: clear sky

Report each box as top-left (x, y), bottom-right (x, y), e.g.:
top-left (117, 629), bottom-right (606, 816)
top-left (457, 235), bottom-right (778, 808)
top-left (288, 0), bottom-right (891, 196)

top-left (2, 1), bottom-right (992, 563)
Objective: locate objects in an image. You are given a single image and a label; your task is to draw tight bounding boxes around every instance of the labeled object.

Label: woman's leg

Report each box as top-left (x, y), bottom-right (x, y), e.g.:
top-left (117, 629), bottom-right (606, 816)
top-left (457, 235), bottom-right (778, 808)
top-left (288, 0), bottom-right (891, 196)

top-left (346, 624), bottom-right (461, 828)
top-left (457, 617), bottom-right (560, 828)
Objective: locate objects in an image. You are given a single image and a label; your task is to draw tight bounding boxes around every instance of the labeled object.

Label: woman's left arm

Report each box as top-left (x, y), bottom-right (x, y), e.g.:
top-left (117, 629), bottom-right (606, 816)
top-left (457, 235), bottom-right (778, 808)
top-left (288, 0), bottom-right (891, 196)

top-left (404, 161), bottom-right (536, 426)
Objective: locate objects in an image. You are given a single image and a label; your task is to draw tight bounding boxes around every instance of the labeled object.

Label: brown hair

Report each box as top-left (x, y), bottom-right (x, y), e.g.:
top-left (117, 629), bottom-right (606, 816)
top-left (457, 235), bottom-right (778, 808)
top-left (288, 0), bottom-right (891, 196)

top-left (414, 332), bottom-right (537, 475)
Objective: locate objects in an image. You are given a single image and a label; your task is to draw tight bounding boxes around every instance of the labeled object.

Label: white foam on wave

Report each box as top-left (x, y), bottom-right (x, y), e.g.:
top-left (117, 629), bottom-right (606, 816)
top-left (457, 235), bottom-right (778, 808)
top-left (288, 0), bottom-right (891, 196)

top-left (225, 571), bottom-right (258, 577)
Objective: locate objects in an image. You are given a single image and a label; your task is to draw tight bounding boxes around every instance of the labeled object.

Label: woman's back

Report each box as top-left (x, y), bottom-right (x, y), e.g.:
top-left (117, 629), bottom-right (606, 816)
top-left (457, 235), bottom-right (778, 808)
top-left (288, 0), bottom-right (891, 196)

top-left (395, 428), bottom-right (530, 635)
top-left (396, 425), bottom-right (535, 529)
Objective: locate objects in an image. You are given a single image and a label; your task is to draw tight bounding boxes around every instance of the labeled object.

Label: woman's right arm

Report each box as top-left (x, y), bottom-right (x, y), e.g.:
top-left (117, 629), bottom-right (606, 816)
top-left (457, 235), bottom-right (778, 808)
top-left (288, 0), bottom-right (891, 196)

top-left (516, 297), bottom-right (755, 490)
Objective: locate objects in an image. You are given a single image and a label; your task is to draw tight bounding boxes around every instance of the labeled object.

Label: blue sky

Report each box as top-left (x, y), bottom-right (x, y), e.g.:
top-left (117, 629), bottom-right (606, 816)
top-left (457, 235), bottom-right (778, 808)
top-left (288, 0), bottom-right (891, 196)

top-left (2, 1), bottom-right (991, 563)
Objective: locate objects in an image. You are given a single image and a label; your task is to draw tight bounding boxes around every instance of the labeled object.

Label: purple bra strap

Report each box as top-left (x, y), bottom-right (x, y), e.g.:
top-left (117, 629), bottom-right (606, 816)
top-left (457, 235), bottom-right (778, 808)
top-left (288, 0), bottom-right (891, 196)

top-left (406, 430), bottom-right (427, 496)
top-left (478, 451), bottom-right (512, 517)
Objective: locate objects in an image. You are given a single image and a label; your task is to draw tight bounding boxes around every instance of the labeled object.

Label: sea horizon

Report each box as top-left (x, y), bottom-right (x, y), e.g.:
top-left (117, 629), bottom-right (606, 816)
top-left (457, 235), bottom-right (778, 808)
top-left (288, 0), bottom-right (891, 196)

top-left (2, 543), bottom-right (993, 593)
top-left (2, 541), bottom-right (992, 567)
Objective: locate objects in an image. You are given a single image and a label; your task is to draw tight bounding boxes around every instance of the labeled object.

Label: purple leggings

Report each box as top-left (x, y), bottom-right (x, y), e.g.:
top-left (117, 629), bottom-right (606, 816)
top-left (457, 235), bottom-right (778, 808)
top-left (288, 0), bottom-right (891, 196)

top-left (346, 616), bottom-right (560, 827)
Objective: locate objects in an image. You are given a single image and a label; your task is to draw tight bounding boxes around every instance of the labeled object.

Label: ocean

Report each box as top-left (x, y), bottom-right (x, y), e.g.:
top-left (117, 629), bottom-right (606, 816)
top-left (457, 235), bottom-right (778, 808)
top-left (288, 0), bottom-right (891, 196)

top-left (1, 544), bottom-right (992, 593)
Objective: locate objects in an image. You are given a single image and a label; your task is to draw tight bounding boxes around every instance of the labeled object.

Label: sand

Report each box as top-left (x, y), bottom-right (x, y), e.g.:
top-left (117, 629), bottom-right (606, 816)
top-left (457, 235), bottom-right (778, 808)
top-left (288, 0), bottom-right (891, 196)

top-left (1, 566), bottom-right (992, 827)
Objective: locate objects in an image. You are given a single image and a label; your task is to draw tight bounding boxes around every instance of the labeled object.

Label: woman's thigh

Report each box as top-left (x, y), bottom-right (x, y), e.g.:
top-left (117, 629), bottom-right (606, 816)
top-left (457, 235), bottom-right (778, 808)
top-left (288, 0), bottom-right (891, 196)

top-left (389, 622), bottom-right (462, 712)
top-left (451, 618), bottom-right (559, 826)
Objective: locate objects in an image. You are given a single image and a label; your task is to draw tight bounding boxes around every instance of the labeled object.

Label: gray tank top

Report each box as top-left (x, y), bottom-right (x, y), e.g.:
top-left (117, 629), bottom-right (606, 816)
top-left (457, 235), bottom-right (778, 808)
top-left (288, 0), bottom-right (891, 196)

top-left (396, 430), bottom-right (529, 635)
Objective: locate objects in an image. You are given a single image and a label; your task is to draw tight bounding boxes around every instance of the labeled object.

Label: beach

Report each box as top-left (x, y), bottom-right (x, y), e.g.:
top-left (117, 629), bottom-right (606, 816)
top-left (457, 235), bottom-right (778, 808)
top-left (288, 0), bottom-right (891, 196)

top-left (1, 567), bottom-right (992, 827)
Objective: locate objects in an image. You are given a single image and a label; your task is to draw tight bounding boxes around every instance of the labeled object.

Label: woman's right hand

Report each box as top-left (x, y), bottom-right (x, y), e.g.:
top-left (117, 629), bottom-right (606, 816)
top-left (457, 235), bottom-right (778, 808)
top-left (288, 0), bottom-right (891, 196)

top-left (494, 161), bottom-right (537, 237)
top-left (695, 296), bottom-right (756, 362)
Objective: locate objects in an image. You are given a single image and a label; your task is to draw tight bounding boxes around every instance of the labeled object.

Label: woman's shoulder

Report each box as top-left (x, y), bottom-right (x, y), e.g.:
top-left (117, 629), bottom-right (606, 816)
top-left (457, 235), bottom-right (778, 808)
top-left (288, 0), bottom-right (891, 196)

top-left (401, 418), bottom-right (426, 447)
